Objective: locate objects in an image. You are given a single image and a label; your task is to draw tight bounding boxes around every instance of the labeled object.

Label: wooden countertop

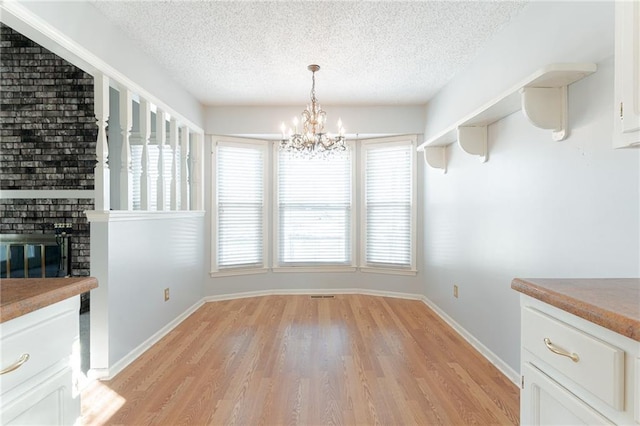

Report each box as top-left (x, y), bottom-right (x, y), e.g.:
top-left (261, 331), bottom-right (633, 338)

top-left (512, 278), bottom-right (640, 342)
top-left (0, 277), bottom-right (98, 323)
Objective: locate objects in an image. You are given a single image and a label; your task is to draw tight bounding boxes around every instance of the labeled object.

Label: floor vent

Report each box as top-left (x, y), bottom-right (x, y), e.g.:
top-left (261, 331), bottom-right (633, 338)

top-left (310, 295), bottom-right (335, 299)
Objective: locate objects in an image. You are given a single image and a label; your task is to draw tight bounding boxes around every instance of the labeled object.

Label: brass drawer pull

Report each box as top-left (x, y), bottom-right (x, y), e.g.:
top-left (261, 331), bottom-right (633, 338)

top-left (544, 338), bottom-right (579, 362)
top-left (0, 353), bottom-right (30, 375)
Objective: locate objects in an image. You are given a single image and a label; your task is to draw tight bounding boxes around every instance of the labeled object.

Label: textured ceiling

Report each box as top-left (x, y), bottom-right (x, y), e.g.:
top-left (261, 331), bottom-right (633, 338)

top-left (89, 1), bottom-right (528, 106)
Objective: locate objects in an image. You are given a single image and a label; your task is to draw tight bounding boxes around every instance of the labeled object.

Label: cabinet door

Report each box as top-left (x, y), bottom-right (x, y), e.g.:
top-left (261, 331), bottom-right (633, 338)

top-left (0, 367), bottom-right (80, 426)
top-left (521, 363), bottom-right (613, 425)
top-left (614, 0), bottom-right (640, 148)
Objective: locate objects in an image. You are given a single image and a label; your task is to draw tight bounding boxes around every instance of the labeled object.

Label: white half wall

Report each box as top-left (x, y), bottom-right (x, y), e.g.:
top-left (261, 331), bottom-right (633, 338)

top-left (422, 57), bottom-right (640, 373)
top-left (88, 212), bottom-right (205, 377)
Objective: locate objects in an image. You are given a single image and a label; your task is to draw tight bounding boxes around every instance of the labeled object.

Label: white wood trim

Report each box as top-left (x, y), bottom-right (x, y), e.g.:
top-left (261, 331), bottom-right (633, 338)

top-left (156, 109), bottom-right (167, 211)
top-left (85, 210), bottom-right (205, 223)
top-left (94, 72), bottom-right (110, 211)
top-left (209, 268), bottom-right (270, 278)
top-left (191, 133), bottom-right (204, 211)
top-left (180, 125), bottom-right (189, 210)
top-left (139, 99), bottom-right (151, 210)
top-left (88, 299), bottom-right (204, 380)
top-left (420, 295), bottom-right (520, 386)
top-left (169, 118), bottom-right (178, 211)
top-left (119, 87), bottom-right (133, 210)
top-left (359, 267), bottom-right (417, 276)
top-left (272, 266), bottom-right (357, 273)
top-left (202, 288), bottom-right (423, 303)
top-left (0, 190), bottom-right (94, 199)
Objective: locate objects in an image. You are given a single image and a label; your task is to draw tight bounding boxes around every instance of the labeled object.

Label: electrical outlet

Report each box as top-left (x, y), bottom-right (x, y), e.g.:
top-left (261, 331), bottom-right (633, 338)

top-left (164, 288), bottom-right (170, 301)
top-left (453, 285), bottom-right (459, 298)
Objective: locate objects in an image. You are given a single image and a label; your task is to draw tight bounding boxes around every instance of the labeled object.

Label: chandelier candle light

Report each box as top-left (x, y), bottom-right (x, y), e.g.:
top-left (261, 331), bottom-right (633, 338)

top-left (279, 64), bottom-right (347, 157)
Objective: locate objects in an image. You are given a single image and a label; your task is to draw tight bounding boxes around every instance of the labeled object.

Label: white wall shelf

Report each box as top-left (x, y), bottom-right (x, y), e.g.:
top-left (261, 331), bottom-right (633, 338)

top-left (418, 63), bottom-right (597, 172)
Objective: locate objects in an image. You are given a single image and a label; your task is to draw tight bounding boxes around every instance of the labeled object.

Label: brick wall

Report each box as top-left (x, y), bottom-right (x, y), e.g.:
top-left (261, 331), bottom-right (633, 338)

top-left (0, 23), bottom-right (96, 289)
top-left (0, 23), bottom-right (96, 190)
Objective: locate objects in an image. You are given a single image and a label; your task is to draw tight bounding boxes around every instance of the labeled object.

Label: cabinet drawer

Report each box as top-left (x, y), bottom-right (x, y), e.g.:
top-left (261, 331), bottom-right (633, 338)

top-left (522, 307), bottom-right (625, 410)
top-left (0, 299), bottom-right (78, 396)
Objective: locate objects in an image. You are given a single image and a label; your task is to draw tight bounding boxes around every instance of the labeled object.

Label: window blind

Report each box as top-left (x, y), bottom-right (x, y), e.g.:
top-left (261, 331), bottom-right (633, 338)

top-left (216, 143), bottom-right (265, 269)
top-left (363, 142), bottom-right (412, 267)
top-left (277, 150), bottom-right (352, 265)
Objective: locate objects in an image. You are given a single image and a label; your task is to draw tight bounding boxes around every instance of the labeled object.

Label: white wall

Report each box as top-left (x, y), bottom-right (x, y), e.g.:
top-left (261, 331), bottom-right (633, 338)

top-left (425, 1), bottom-right (614, 142)
top-left (423, 54), bottom-right (640, 373)
top-left (90, 214), bottom-right (205, 377)
top-left (1, 1), bottom-right (203, 129)
top-left (205, 105), bottom-right (426, 137)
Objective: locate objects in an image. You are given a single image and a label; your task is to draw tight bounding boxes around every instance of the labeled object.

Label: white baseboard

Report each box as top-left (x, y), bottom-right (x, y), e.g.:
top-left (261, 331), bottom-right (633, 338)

top-left (419, 296), bottom-right (520, 386)
top-left (202, 288), bottom-right (424, 303)
top-left (89, 299), bottom-right (204, 381)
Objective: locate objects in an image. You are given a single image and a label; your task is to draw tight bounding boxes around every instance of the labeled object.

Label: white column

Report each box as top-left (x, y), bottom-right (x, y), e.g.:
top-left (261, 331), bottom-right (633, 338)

top-left (119, 88), bottom-right (133, 210)
top-left (191, 132), bottom-right (204, 211)
top-left (156, 109), bottom-right (167, 211)
top-left (169, 118), bottom-right (178, 211)
top-left (139, 99), bottom-right (151, 210)
top-left (180, 126), bottom-right (189, 210)
top-left (93, 73), bottom-right (110, 211)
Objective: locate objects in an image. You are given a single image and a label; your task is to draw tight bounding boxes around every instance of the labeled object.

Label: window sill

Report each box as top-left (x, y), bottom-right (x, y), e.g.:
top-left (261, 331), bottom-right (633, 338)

top-left (273, 266), bottom-right (357, 273)
top-left (359, 267), bottom-right (417, 276)
top-left (210, 267), bottom-right (269, 278)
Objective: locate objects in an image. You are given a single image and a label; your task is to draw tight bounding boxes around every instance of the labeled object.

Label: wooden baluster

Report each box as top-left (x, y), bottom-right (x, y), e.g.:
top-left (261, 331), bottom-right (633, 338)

top-left (156, 109), bottom-right (167, 211)
top-left (180, 126), bottom-right (189, 210)
top-left (139, 99), bottom-right (151, 210)
top-left (119, 88), bottom-right (133, 210)
top-left (169, 118), bottom-right (178, 211)
top-left (94, 73), bottom-right (110, 211)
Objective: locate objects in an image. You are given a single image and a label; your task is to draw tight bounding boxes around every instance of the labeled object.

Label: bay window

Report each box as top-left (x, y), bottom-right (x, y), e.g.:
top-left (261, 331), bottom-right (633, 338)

top-left (210, 135), bottom-right (415, 275)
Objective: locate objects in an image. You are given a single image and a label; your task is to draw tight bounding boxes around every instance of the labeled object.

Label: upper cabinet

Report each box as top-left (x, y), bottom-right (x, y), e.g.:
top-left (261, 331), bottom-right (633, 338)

top-left (613, 0), bottom-right (640, 148)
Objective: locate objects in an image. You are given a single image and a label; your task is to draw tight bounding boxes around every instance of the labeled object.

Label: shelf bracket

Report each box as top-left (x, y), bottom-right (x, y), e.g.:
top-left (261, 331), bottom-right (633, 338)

top-left (423, 146), bottom-right (447, 174)
top-left (457, 126), bottom-right (488, 162)
top-left (520, 86), bottom-right (568, 141)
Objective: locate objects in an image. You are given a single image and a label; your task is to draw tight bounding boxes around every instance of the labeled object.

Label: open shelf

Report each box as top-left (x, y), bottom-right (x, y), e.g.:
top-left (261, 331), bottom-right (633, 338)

top-left (418, 63), bottom-right (597, 173)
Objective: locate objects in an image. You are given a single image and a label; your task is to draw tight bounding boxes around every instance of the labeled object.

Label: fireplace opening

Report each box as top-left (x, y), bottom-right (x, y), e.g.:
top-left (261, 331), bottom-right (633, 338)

top-left (0, 233), bottom-right (71, 278)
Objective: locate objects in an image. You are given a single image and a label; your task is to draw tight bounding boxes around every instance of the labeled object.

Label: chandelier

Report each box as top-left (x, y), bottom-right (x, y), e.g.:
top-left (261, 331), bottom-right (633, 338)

top-left (279, 64), bottom-right (347, 157)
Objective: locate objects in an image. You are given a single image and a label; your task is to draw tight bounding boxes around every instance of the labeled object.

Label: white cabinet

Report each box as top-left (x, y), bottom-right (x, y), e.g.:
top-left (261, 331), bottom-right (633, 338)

top-left (519, 296), bottom-right (640, 425)
top-left (613, 0), bottom-right (640, 148)
top-left (0, 297), bottom-right (81, 425)
top-left (522, 363), bottom-right (614, 425)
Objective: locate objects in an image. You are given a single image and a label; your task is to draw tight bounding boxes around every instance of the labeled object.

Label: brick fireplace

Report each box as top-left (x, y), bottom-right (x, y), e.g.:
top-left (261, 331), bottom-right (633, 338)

top-left (0, 23), bottom-right (97, 311)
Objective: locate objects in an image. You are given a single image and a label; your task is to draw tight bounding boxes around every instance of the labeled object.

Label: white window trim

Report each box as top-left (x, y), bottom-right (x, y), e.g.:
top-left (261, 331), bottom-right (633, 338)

top-left (210, 135), bottom-right (269, 275)
top-left (272, 140), bottom-right (357, 270)
top-left (359, 135), bottom-right (417, 274)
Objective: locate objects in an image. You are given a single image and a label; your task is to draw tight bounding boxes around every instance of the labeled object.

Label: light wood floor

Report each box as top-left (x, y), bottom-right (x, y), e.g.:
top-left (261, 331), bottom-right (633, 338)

top-left (82, 295), bottom-right (519, 425)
